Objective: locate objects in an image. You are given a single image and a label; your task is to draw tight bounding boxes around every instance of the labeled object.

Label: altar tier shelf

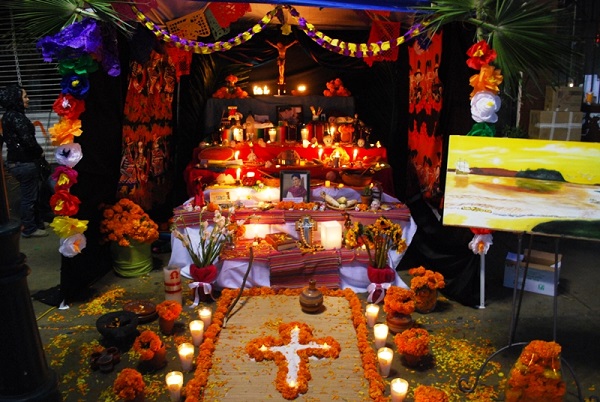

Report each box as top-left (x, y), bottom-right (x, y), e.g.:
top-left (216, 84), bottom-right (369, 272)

top-left (169, 207), bottom-right (415, 292)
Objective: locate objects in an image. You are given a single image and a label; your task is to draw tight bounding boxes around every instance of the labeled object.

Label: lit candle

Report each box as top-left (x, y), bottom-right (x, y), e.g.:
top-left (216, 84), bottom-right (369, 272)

top-left (263, 85), bottom-right (270, 95)
top-left (318, 148), bottom-right (323, 160)
top-left (373, 323), bottom-right (388, 349)
top-left (353, 148), bottom-right (358, 161)
top-left (301, 127), bottom-right (309, 140)
top-left (297, 84), bottom-right (306, 93)
top-left (199, 307), bottom-right (212, 328)
top-left (268, 128), bottom-right (277, 142)
top-left (390, 378), bottom-right (409, 402)
top-left (320, 221), bottom-right (342, 250)
top-left (189, 320), bottom-right (204, 347)
top-left (236, 167), bottom-right (241, 182)
top-left (302, 139), bottom-right (310, 148)
top-left (177, 343), bottom-right (195, 371)
top-left (165, 371), bottom-right (184, 402)
top-left (325, 180), bottom-right (330, 187)
top-left (259, 344), bottom-right (268, 352)
top-left (234, 150), bottom-right (240, 160)
top-left (377, 347), bottom-right (394, 377)
top-left (365, 304), bottom-right (379, 328)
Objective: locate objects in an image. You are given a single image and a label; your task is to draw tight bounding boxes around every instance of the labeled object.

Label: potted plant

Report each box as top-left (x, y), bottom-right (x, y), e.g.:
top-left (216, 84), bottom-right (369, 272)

top-left (100, 198), bottom-right (159, 277)
top-left (344, 216), bottom-right (407, 286)
top-left (171, 206), bottom-right (245, 292)
top-left (413, 385), bottom-right (449, 402)
top-left (408, 266), bottom-right (445, 314)
top-left (156, 300), bottom-right (182, 335)
top-left (383, 286), bottom-right (415, 333)
top-left (394, 327), bottom-right (431, 368)
top-left (133, 330), bottom-right (167, 370)
top-left (113, 368), bottom-right (145, 402)
top-left (505, 340), bottom-right (566, 402)
top-left (360, 185), bottom-right (372, 206)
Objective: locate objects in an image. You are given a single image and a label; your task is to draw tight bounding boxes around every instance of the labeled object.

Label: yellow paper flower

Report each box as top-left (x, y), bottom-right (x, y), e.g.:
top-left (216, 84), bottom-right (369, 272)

top-left (49, 118), bottom-right (83, 145)
top-left (50, 216), bottom-right (89, 238)
top-left (469, 64), bottom-right (503, 98)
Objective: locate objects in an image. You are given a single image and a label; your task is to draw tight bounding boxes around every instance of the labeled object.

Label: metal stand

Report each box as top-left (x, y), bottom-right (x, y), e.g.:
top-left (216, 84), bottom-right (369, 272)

top-left (458, 232), bottom-right (590, 401)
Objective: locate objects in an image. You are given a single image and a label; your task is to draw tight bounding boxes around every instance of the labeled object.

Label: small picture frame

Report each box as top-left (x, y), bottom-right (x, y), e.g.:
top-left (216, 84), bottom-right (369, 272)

top-left (280, 170), bottom-right (310, 203)
top-left (276, 105), bottom-right (303, 126)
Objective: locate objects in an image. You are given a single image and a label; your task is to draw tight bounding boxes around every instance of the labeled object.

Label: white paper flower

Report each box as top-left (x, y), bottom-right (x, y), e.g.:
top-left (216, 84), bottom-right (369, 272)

top-left (55, 143), bottom-right (83, 167)
top-left (471, 90), bottom-right (501, 123)
top-left (59, 233), bottom-right (87, 257)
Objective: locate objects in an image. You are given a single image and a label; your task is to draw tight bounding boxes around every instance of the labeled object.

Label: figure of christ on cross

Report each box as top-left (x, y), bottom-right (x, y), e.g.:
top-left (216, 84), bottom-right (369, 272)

top-left (246, 322), bottom-right (340, 399)
top-left (266, 39), bottom-right (298, 85)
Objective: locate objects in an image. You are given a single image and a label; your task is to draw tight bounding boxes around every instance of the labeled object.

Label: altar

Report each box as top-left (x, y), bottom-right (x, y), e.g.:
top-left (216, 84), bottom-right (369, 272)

top-left (169, 201), bottom-right (415, 292)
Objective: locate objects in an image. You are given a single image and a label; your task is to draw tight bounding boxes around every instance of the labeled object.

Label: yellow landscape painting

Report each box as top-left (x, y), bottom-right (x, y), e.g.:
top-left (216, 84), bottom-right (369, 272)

top-left (443, 136), bottom-right (600, 240)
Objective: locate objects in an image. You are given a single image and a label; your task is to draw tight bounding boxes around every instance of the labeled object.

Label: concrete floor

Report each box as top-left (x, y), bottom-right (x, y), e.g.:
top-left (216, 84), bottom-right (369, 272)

top-left (4, 169), bottom-right (599, 401)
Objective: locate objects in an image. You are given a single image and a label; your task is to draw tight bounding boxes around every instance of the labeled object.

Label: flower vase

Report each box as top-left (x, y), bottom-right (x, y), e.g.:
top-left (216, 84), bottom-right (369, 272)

top-left (110, 241), bottom-right (153, 278)
top-left (360, 195), bottom-right (372, 205)
top-left (190, 264), bottom-right (218, 303)
top-left (386, 312), bottom-right (413, 334)
top-left (415, 288), bottom-right (438, 314)
top-left (159, 317), bottom-right (175, 336)
top-left (367, 265), bottom-right (395, 303)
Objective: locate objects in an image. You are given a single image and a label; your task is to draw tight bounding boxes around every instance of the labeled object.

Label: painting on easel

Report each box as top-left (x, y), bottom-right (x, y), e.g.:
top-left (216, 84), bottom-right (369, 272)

top-left (443, 136), bottom-right (600, 241)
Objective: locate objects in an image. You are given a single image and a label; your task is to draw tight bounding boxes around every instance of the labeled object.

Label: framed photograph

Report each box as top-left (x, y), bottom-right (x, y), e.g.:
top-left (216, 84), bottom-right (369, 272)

top-left (276, 105), bottom-right (303, 126)
top-left (280, 170), bottom-right (310, 202)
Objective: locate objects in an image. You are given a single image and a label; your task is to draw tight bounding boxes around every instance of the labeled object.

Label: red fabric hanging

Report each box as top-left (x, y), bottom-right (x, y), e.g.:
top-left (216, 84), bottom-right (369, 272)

top-left (166, 45), bottom-right (192, 81)
top-left (363, 21), bottom-right (400, 67)
top-left (207, 2), bottom-right (251, 28)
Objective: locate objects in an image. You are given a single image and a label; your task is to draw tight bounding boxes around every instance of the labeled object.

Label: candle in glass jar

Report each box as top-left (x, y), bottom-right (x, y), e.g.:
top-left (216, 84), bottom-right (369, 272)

top-left (199, 307), bottom-right (212, 328)
top-left (318, 148), bottom-right (323, 160)
top-left (301, 127), bottom-right (309, 140)
top-left (189, 320), bottom-right (204, 347)
top-left (268, 128), bottom-right (277, 142)
top-left (178, 343), bottom-right (195, 371)
top-left (365, 304), bottom-right (379, 327)
top-left (390, 378), bottom-right (409, 402)
top-left (236, 167), bottom-right (241, 181)
top-left (373, 323), bottom-right (388, 349)
top-left (165, 371), bottom-right (184, 402)
top-left (377, 347), bottom-right (394, 377)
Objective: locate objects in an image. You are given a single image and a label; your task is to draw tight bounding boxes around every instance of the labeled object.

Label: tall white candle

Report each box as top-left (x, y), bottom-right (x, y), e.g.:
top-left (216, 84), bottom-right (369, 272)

top-left (268, 128), bottom-right (277, 142)
top-left (236, 167), bottom-right (241, 181)
top-left (390, 378), bottom-right (409, 402)
top-left (178, 343), bottom-right (195, 371)
top-left (373, 323), bottom-right (389, 349)
top-left (199, 307), bottom-right (212, 328)
top-left (365, 304), bottom-right (379, 328)
top-left (377, 347), bottom-right (394, 377)
top-left (163, 265), bottom-right (182, 305)
top-left (189, 320), bottom-right (204, 347)
top-left (165, 371), bottom-right (184, 402)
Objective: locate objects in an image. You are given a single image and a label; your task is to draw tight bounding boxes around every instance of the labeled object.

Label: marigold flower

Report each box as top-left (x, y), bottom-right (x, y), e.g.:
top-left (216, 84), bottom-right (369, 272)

top-left (113, 368), bottom-right (145, 400)
top-left (413, 384), bottom-right (449, 402)
top-left (133, 330), bottom-right (164, 360)
top-left (383, 286), bottom-right (415, 315)
top-left (156, 300), bottom-right (182, 321)
top-left (100, 198), bottom-right (159, 247)
top-left (394, 327), bottom-right (430, 357)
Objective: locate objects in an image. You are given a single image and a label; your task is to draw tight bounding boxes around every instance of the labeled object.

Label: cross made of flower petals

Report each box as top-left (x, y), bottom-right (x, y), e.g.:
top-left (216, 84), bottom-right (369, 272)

top-left (246, 322), bottom-right (340, 399)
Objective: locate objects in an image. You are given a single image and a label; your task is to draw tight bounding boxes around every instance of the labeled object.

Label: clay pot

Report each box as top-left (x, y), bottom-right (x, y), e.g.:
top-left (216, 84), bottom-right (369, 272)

top-left (402, 353), bottom-right (423, 368)
top-left (149, 344), bottom-right (167, 370)
top-left (414, 288), bottom-right (438, 314)
top-left (159, 317), bottom-right (175, 336)
top-left (299, 279), bottom-right (324, 313)
top-left (386, 312), bottom-right (413, 334)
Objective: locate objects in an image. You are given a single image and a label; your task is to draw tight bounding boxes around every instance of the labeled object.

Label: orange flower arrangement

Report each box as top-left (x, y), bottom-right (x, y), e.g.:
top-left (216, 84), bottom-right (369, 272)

top-left (469, 64), bottom-right (503, 98)
top-left (505, 340), bottom-right (566, 402)
top-left (212, 74), bottom-right (249, 99)
top-left (113, 368), bottom-right (145, 401)
top-left (383, 286), bottom-right (415, 316)
top-left (409, 266), bottom-right (445, 291)
top-left (246, 321), bottom-right (341, 399)
top-left (133, 330), bottom-right (164, 360)
top-left (394, 327), bottom-right (430, 357)
top-left (275, 200), bottom-right (317, 210)
top-left (100, 198), bottom-right (159, 247)
top-left (413, 384), bottom-right (449, 402)
top-left (182, 287), bottom-right (388, 402)
top-left (156, 300), bottom-right (182, 321)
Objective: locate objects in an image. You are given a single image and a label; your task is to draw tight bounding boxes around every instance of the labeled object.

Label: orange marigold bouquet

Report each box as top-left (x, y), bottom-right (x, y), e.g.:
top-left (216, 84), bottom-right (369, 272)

top-left (133, 330), bottom-right (164, 360)
top-left (156, 300), bottom-right (182, 321)
top-left (344, 216), bottom-right (406, 268)
top-left (383, 286), bottom-right (415, 316)
top-left (394, 327), bottom-right (430, 357)
top-left (413, 385), bottom-right (449, 402)
top-left (113, 368), bottom-right (145, 401)
top-left (505, 340), bottom-right (566, 402)
top-left (100, 198), bottom-right (159, 247)
top-left (409, 266), bottom-right (445, 291)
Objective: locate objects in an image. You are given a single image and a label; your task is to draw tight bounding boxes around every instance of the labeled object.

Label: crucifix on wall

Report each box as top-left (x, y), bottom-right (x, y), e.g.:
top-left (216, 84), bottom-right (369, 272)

top-left (266, 39), bottom-right (298, 92)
